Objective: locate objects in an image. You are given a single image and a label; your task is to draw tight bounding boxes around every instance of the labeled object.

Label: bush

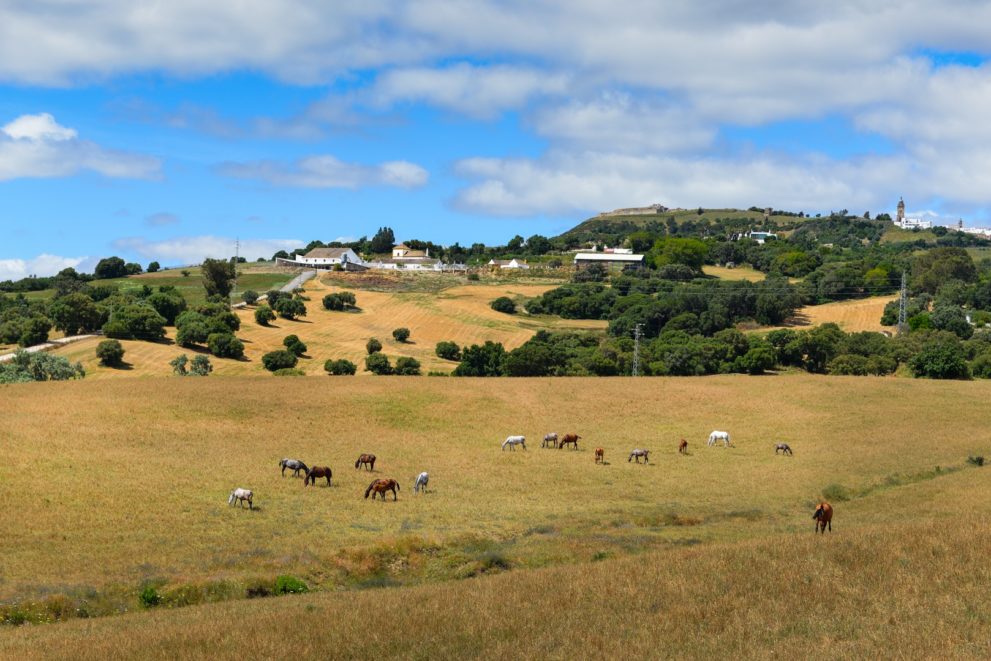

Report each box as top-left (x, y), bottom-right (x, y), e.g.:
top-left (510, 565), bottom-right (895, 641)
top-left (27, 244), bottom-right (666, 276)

top-left (366, 337), bottom-right (382, 354)
top-left (181, 270), bottom-right (191, 277)
top-left (103, 304), bottom-right (167, 341)
top-left (821, 483), bottom-right (852, 502)
top-left (909, 334), bottom-right (970, 379)
top-left (324, 359), bottom-right (357, 375)
top-left (435, 341), bottom-right (461, 361)
top-left (207, 333), bottom-right (244, 359)
top-left (392, 327), bottom-right (411, 343)
top-left (242, 290), bottom-right (259, 305)
top-left (283, 334), bottom-right (307, 357)
top-left (147, 261), bottom-right (160, 273)
top-left (275, 297), bottom-right (306, 320)
top-left (322, 291), bottom-right (357, 311)
top-left (967, 455), bottom-right (985, 467)
top-left (190, 354), bottom-right (213, 376)
top-left (139, 586), bottom-right (161, 608)
top-left (262, 350), bottom-right (298, 372)
top-left (146, 292), bottom-right (187, 326)
top-left (0, 350), bottom-right (85, 383)
top-left (828, 354), bottom-right (869, 376)
top-left (274, 575), bottom-right (308, 595)
top-left (394, 356), bottom-right (421, 375)
top-left (254, 305), bottom-right (276, 326)
top-left (365, 352), bottom-right (392, 375)
top-left (170, 354), bottom-right (189, 376)
top-left (490, 297), bottom-right (516, 314)
top-left (95, 339), bottom-right (125, 367)
top-left (466, 272), bottom-right (480, 281)
top-left (273, 368), bottom-right (305, 377)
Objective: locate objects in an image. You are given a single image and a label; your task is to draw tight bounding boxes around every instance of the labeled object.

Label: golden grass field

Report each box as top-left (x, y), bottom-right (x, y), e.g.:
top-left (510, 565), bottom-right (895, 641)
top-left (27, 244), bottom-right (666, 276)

top-left (701, 264), bottom-right (767, 281)
top-left (1, 375), bottom-right (990, 657)
top-left (46, 277), bottom-right (605, 378)
top-left (763, 294), bottom-right (898, 334)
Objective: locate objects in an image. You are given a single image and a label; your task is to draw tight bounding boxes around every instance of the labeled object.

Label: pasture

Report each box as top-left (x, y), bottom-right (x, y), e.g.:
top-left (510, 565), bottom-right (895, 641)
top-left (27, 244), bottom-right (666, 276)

top-left (1, 374), bottom-right (989, 654)
top-left (762, 294), bottom-right (898, 334)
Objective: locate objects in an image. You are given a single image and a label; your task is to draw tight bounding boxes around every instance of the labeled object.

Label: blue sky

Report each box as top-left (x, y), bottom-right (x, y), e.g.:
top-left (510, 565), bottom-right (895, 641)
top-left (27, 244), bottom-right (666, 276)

top-left (2, 1), bottom-right (991, 277)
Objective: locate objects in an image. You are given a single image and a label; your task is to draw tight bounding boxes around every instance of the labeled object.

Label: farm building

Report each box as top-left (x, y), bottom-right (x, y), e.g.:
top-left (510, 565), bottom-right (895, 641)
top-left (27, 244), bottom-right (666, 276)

top-left (573, 252), bottom-right (645, 269)
top-left (366, 256), bottom-right (445, 271)
top-left (276, 247), bottom-right (365, 270)
top-left (488, 258), bottom-right (530, 270)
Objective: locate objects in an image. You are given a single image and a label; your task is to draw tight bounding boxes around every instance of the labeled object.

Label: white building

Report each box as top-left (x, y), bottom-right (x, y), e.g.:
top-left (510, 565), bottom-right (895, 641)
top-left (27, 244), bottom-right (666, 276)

top-left (573, 252), bottom-right (645, 269)
top-left (893, 198), bottom-right (933, 230)
top-left (488, 258), bottom-right (530, 270)
top-left (276, 247), bottom-right (364, 270)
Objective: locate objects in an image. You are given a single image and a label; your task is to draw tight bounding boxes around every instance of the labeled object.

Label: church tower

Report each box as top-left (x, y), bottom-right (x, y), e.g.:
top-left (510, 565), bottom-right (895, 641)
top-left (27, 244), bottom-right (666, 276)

top-left (897, 198), bottom-right (905, 223)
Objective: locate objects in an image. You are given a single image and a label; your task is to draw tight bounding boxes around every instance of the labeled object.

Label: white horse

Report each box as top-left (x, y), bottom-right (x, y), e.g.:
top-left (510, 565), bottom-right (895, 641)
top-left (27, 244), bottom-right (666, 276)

top-left (708, 430), bottom-right (731, 447)
top-left (502, 435), bottom-right (527, 451)
top-left (228, 488), bottom-right (253, 509)
top-left (414, 471), bottom-right (429, 494)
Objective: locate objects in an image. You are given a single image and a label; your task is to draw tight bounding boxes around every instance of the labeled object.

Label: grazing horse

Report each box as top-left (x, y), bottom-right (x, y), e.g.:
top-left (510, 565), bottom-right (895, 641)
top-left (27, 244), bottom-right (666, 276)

top-left (629, 449), bottom-right (650, 463)
top-left (542, 433), bottom-right (558, 448)
top-left (775, 443), bottom-right (793, 456)
top-left (594, 448), bottom-right (605, 464)
top-left (502, 435), bottom-right (527, 451)
top-left (413, 471), bottom-right (429, 494)
top-left (304, 466), bottom-right (332, 486)
top-left (558, 433), bottom-right (581, 450)
top-left (279, 458), bottom-right (308, 477)
top-left (813, 502), bottom-right (833, 534)
top-left (707, 430), bottom-right (731, 447)
top-left (228, 488), bottom-right (253, 509)
top-left (355, 454), bottom-right (376, 471)
top-left (678, 439), bottom-right (689, 454)
top-left (365, 478), bottom-right (400, 501)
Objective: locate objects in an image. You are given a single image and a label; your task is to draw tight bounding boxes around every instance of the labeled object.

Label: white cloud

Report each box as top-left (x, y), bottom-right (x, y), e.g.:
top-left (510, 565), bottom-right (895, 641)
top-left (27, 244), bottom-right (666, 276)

top-left (145, 212), bottom-right (179, 227)
top-left (112, 236), bottom-right (305, 264)
top-left (0, 113), bottom-right (161, 181)
top-left (218, 155), bottom-right (428, 189)
top-left (0, 254), bottom-right (97, 280)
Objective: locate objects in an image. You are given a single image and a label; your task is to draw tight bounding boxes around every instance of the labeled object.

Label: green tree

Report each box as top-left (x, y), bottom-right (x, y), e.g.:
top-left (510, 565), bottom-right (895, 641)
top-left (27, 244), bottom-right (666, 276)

top-left (394, 356), bottom-right (421, 375)
top-left (201, 258), bottom-right (237, 299)
top-left (94, 256), bottom-right (128, 279)
top-left (283, 334), bottom-right (307, 356)
top-left (324, 359), bottom-right (357, 375)
top-left (507, 235), bottom-right (525, 251)
top-left (254, 305), bottom-right (275, 326)
top-left (365, 352), bottom-right (393, 374)
top-left (435, 341), bottom-right (461, 361)
top-left (911, 247), bottom-right (977, 294)
top-left (95, 339), bottom-right (125, 367)
top-left (207, 332), bottom-right (245, 359)
top-left (274, 297), bottom-right (306, 320)
top-left (48, 293), bottom-right (102, 336)
top-left (930, 304), bottom-right (974, 339)
top-left (190, 354), bottom-right (213, 376)
top-left (170, 354), bottom-right (189, 376)
top-left (262, 350), bottom-right (298, 372)
top-left (242, 290), bottom-right (259, 305)
top-left (147, 261), bottom-right (161, 273)
top-left (369, 227), bottom-right (396, 254)
top-left (909, 332), bottom-right (970, 379)
top-left (735, 347), bottom-right (776, 375)
top-left (146, 291), bottom-right (187, 325)
top-left (525, 234), bottom-right (551, 255)
top-left (490, 297), bottom-right (516, 314)
top-left (0, 350), bottom-right (84, 383)
top-left (392, 327), bottom-right (410, 343)
top-left (366, 337), bottom-right (382, 354)
top-left (102, 305), bottom-right (166, 341)
top-left (453, 341), bottom-right (506, 376)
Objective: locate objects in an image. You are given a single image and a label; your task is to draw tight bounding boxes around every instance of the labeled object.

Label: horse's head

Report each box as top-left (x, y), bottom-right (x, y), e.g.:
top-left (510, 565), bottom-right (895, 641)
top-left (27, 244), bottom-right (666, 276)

top-left (812, 504), bottom-right (824, 519)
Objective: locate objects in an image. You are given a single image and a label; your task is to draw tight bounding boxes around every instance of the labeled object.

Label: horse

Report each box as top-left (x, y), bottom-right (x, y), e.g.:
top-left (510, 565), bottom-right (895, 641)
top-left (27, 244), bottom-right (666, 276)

top-left (542, 433), bottom-right (558, 448)
top-left (678, 439), bottom-right (688, 454)
top-left (812, 502), bottom-right (833, 534)
top-left (558, 433), bottom-right (580, 450)
top-left (502, 435), bottom-right (527, 451)
top-left (355, 454), bottom-right (376, 471)
top-left (279, 458), bottom-right (308, 477)
top-left (707, 431), bottom-right (731, 447)
top-left (775, 443), bottom-right (793, 456)
top-left (228, 488), bottom-right (253, 509)
top-left (365, 478), bottom-right (400, 501)
top-left (413, 471), bottom-right (429, 494)
top-left (594, 447), bottom-right (605, 464)
top-left (629, 449), bottom-right (650, 463)
top-left (304, 466), bottom-right (332, 486)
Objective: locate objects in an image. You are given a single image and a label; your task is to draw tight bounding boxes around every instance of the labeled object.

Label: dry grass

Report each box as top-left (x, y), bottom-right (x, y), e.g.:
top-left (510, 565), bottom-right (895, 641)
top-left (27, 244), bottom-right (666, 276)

top-left (46, 278), bottom-right (605, 378)
top-left (702, 264), bottom-right (767, 282)
top-left (758, 294), bottom-right (898, 334)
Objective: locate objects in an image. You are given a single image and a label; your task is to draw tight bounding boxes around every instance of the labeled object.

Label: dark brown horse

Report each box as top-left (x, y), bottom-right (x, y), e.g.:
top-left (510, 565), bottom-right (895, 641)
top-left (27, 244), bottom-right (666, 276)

top-left (365, 478), bottom-right (400, 501)
top-left (594, 447), bottom-right (605, 464)
top-left (304, 466), bottom-right (332, 486)
top-left (558, 433), bottom-right (580, 450)
top-left (678, 439), bottom-right (688, 454)
top-left (355, 454), bottom-right (376, 471)
top-left (813, 502), bottom-right (833, 534)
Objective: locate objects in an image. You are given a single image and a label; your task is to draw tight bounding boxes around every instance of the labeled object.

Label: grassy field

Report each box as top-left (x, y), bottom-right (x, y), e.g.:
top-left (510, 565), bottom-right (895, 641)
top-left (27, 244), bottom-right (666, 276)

top-left (881, 226), bottom-right (937, 244)
top-left (47, 276), bottom-right (605, 377)
top-left (702, 264), bottom-right (766, 281)
top-left (755, 294), bottom-right (898, 334)
top-left (1, 374), bottom-right (989, 650)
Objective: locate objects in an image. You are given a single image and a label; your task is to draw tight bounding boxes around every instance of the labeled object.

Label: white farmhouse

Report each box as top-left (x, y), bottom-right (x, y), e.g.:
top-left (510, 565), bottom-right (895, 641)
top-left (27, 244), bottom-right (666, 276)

top-left (573, 252), bottom-right (645, 269)
top-left (276, 247), bottom-right (364, 270)
top-left (488, 258), bottom-right (530, 269)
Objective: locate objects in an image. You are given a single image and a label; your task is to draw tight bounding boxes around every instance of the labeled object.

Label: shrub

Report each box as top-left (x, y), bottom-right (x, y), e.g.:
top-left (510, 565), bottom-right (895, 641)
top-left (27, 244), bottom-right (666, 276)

top-left (254, 305), bottom-right (276, 326)
top-left (283, 334), bottom-right (307, 357)
top-left (181, 270), bottom-right (191, 277)
top-left (392, 327), bottom-right (411, 343)
top-left (102, 304), bottom-right (167, 341)
top-left (266, 290), bottom-right (288, 308)
top-left (909, 334), bottom-right (970, 379)
top-left (147, 261), bottom-right (160, 273)
top-left (365, 352), bottom-right (392, 375)
top-left (146, 292), bottom-right (187, 326)
top-left (190, 354), bottom-right (213, 376)
top-left (275, 297), bottom-right (306, 320)
top-left (139, 586), bottom-right (161, 608)
top-left (95, 339), bottom-right (125, 367)
top-left (242, 290), bottom-right (259, 305)
top-left (244, 578), bottom-right (273, 598)
top-left (466, 272), bottom-right (480, 281)
top-left (821, 483), bottom-right (852, 502)
top-left (274, 575), bottom-right (308, 595)
top-left (273, 368), bottom-right (305, 376)
top-left (207, 332), bottom-right (245, 359)
top-left (828, 354), bottom-right (869, 376)
top-left (322, 291), bottom-right (357, 311)
top-left (970, 352), bottom-right (991, 379)
top-left (262, 350), bottom-right (298, 372)
top-left (324, 359), bottom-right (357, 375)
top-left (170, 354), bottom-right (189, 376)
top-left (366, 337), bottom-right (382, 354)
top-left (490, 297), bottom-right (516, 314)
top-left (967, 455), bottom-right (985, 467)
top-left (0, 350), bottom-right (85, 383)
top-left (394, 356), bottom-right (421, 375)
top-left (435, 341), bottom-right (461, 361)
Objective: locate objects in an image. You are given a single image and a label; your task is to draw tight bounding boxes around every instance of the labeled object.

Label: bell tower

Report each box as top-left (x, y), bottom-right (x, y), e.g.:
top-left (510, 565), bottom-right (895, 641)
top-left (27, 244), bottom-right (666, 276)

top-left (897, 197), bottom-right (905, 223)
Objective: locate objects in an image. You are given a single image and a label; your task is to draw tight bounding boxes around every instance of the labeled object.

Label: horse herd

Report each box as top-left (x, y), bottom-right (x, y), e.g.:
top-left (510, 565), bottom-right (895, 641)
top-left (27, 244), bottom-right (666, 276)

top-left (228, 432), bottom-right (830, 534)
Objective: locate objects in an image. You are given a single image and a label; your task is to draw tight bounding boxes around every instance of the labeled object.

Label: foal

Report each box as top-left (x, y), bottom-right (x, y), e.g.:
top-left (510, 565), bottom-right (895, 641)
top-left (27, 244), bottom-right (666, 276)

top-left (594, 447), bottom-right (605, 464)
top-left (678, 439), bottom-right (688, 454)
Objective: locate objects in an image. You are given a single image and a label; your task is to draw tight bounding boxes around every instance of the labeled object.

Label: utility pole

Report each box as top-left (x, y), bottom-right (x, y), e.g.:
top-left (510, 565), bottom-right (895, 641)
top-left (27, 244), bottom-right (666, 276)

top-left (897, 270), bottom-right (907, 335)
top-left (632, 323), bottom-right (643, 376)
top-left (232, 237), bottom-right (240, 306)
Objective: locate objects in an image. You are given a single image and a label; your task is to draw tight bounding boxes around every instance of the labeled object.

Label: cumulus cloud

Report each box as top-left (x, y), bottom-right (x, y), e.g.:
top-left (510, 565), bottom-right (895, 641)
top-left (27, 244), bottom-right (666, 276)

top-left (0, 254), bottom-right (97, 280)
top-left (217, 155), bottom-right (428, 189)
top-left (112, 236), bottom-right (305, 264)
top-left (0, 113), bottom-right (161, 181)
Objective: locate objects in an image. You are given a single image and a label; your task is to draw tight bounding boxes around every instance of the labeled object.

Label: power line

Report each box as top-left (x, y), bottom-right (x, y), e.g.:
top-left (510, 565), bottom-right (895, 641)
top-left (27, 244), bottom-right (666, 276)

top-left (897, 270), bottom-right (908, 335)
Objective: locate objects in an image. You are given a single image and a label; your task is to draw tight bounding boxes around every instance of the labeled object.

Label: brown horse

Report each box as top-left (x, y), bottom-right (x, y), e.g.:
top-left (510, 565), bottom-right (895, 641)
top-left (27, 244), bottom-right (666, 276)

top-left (365, 478), bottom-right (400, 501)
top-left (558, 433), bottom-right (580, 450)
top-left (355, 454), bottom-right (376, 471)
top-left (594, 447), bottom-right (605, 464)
top-left (813, 502), bottom-right (833, 534)
top-left (678, 439), bottom-right (688, 454)
top-left (304, 466), bottom-right (332, 486)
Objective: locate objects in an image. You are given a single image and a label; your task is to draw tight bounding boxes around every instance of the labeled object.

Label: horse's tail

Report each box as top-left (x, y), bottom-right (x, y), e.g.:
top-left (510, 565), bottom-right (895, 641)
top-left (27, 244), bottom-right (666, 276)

top-left (395, 480), bottom-right (400, 491)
